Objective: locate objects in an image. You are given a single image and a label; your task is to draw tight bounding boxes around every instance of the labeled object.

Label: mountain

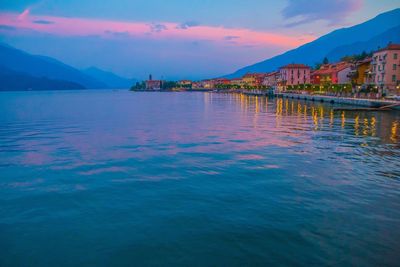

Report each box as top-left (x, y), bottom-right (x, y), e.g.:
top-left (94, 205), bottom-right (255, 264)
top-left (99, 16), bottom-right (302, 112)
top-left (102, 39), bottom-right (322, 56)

top-left (83, 67), bottom-right (136, 89)
top-left (326, 25), bottom-right (400, 61)
top-left (0, 66), bottom-right (85, 91)
top-left (226, 8), bottom-right (400, 78)
top-left (0, 43), bottom-right (107, 88)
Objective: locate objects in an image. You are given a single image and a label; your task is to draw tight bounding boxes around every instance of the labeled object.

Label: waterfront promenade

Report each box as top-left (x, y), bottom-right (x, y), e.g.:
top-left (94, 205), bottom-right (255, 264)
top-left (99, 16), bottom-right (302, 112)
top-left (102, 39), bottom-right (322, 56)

top-left (276, 92), bottom-right (400, 110)
top-left (204, 88), bottom-right (400, 110)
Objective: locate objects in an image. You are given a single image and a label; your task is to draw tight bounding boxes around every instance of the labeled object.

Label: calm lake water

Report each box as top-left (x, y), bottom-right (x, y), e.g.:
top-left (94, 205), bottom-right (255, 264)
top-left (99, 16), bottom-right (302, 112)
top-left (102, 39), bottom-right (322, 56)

top-left (0, 90), bottom-right (399, 266)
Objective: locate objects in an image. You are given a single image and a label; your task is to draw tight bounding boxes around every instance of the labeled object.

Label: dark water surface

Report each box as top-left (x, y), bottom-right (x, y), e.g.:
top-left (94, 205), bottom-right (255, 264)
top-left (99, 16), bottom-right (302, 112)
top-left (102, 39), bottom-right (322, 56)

top-left (0, 90), bottom-right (399, 266)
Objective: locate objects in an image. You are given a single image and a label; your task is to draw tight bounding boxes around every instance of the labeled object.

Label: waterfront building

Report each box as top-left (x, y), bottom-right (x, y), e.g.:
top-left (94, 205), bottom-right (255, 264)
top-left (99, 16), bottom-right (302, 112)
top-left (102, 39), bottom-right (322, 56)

top-left (213, 78), bottom-right (230, 85)
top-left (230, 78), bottom-right (244, 88)
top-left (278, 64), bottom-right (311, 91)
top-left (242, 73), bottom-right (267, 87)
top-left (202, 79), bottom-right (215, 89)
top-left (262, 71), bottom-right (279, 88)
top-left (371, 43), bottom-right (400, 94)
top-left (178, 80), bottom-right (192, 86)
top-left (311, 62), bottom-right (351, 85)
top-left (337, 64), bottom-right (353, 84)
top-left (348, 58), bottom-right (372, 85)
top-left (145, 74), bottom-right (163, 90)
top-left (191, 81), bottom-right (202, 89)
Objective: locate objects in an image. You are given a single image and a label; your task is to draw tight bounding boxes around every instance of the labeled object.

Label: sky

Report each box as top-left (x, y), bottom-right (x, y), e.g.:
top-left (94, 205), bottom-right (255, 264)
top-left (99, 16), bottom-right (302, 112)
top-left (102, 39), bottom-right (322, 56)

top-left (0, 0), bottom-right (399, 80)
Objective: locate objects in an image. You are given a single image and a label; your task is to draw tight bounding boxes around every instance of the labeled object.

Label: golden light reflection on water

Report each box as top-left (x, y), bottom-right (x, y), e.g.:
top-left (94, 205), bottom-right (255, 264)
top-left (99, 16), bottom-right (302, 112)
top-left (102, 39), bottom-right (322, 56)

top-left (371, 117), bottom-right (376, 137)
top-left (355, 115), bottom-right (359, 136)
top-left (392, 121), bottom-right (399, 142)
top-left (341, 112), bottom-right (346, 129)
top-left (363, 118), bottom-right (369, 136)
top-left (204, 93), bottom-right (400, 145)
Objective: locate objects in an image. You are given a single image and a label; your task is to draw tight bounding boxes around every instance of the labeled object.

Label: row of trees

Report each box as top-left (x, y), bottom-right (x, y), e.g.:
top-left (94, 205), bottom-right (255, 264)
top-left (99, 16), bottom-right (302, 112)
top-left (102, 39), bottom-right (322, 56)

top-left (130, 81), bottom-right (192, 91)
top-left (286, 84), bottom-right (353, 93)
top-left (131, 81), bottom-right (146, 90)
top-left (214, 84), bottom-right (271, 90)
top-left (314, 51), bottom-right (372, 70)
top-left (286, 83), bottom-right (379, 94)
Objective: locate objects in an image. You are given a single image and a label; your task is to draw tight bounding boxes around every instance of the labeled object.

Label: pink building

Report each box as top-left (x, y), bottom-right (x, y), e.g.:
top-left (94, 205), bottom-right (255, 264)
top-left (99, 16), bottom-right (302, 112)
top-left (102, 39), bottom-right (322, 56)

top-left (278, 64), bottom-right (311, 90)
top-left (262, 71), bottom-right (279, 88)
top-left (371, 44), bottom-right (400, 94)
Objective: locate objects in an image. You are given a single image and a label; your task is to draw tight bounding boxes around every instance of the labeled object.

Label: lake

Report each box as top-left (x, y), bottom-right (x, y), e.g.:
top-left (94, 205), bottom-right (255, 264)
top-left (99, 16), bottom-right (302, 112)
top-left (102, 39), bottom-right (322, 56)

top-left (0, 90), bottom-right (399, 266)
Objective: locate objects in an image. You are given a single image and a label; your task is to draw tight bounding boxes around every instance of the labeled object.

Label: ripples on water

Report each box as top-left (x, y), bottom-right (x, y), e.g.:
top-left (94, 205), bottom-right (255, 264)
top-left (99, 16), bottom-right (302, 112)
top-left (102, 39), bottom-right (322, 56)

top-left (0, 90), bottom-right (399, 266)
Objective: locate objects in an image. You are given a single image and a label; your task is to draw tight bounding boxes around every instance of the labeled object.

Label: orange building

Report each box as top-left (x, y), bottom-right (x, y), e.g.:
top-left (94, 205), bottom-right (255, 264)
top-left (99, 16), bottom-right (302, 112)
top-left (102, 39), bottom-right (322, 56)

top-left (242, 73), bottom-right (267, 87)
top-left (348, 58), bottom-right (372, 85)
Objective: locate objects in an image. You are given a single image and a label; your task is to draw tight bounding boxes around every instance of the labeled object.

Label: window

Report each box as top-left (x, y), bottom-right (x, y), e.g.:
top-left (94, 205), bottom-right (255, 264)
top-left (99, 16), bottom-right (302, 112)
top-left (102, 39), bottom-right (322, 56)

top-left (394, 53), bottom-right (398, 60)
top-left (393, 75), bottom-right (397, 82)
top-left (394, 64), bottom-right (397, 71)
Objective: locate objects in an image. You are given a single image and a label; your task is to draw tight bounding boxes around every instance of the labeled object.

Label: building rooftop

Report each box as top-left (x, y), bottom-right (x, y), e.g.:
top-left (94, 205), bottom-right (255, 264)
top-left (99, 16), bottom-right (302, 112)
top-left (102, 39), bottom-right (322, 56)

top-left (375, 43), bottom-right (400, 52)
top-left (312, 62), bottom-right (351, 75)
top-left (279, 64), bottom-right (310, 69)
top-left (265, 71), bottom-right (279, 76)
top-left (243, 73), bottom-right (268, 77)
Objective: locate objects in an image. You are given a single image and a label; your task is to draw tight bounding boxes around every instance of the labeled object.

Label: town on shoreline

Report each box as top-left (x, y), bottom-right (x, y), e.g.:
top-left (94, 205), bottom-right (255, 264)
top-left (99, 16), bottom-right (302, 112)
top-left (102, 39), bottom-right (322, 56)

top-left (131, 43), bottom-right (400, 102)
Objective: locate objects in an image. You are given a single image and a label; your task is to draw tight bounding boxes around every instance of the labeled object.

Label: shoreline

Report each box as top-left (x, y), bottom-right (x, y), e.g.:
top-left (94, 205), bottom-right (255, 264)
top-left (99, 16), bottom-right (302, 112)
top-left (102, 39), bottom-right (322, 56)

top-left (202, 88), bottom-right (400, 110)
top-left (276, 93), bottom-right (400, 110)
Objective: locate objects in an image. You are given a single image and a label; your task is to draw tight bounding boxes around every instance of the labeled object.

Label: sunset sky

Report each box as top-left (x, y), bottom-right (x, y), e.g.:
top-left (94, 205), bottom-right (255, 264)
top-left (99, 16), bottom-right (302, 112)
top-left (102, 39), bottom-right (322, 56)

top-left (0, 0), bottom-right (399, 80)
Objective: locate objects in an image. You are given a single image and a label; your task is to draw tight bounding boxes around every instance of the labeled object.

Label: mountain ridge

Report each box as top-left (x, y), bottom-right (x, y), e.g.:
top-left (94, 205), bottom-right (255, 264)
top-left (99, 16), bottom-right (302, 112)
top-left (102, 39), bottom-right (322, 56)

top-left (0, 66), bottom-right (86, 91)
top-left (225, 8), bottom-right (400, 78)
top-left (0, 43), bottom-right (107, 89)
top-left (83, 67), bottom-right (136, 89)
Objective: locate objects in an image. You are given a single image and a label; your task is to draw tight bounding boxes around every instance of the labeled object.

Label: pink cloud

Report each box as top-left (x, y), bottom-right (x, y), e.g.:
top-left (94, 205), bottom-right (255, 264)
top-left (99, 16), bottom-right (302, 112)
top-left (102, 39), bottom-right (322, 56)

top-left (0, 11), bottom-right (315, 48)
top-left (17, 8), bottom-right (30, 21)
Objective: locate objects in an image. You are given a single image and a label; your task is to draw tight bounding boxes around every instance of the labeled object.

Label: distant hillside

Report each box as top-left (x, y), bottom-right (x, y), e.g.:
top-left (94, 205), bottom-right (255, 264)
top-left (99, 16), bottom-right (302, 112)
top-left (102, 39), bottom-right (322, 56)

top-left (0, 43), bottom-right (107, 89)
top-left (326, 25), bottom-right (400, 61)
top-left (225, 8), bottom-right (400, 78)
top-left (0, 66), bottom-right (85, 91)
top-left (83, 67), bottom-right (136, 89)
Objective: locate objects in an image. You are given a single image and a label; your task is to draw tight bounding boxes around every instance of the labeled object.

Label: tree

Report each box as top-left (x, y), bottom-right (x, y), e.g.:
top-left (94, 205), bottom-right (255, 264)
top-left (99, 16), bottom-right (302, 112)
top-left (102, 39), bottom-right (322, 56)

top-left (323, 57), bottom-right (329, 65)
top-left (162, 81), bottom-right (178, 90)
top-left (130, 81), bottom-right (146, 90)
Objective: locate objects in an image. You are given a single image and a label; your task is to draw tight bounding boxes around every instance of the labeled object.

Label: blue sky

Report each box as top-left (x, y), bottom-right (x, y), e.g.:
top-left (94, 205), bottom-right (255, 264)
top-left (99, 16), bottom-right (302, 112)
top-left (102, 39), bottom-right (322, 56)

top-left (0, 0), bottom-right (399, 80)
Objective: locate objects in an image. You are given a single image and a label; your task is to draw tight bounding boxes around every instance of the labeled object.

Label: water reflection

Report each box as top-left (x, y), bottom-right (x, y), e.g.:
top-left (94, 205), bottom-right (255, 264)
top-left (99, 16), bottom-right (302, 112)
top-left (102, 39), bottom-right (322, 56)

top-left (205, 92), bottom-right (400, 146)
top-left (1, 91), bottom-right (400, 267)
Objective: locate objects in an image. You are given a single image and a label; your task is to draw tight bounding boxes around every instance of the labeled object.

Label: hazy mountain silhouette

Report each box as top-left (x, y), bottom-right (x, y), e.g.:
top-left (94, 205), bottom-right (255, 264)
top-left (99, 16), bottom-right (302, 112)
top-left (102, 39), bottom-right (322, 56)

top-left (0, 43), bottom-right (106, 88)
top-left (0, 66), bottom-right (85, 91)
top-left (83, 67), bottom-right (137, 89)
top-left (225, 8), bottom-right (400, 78)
